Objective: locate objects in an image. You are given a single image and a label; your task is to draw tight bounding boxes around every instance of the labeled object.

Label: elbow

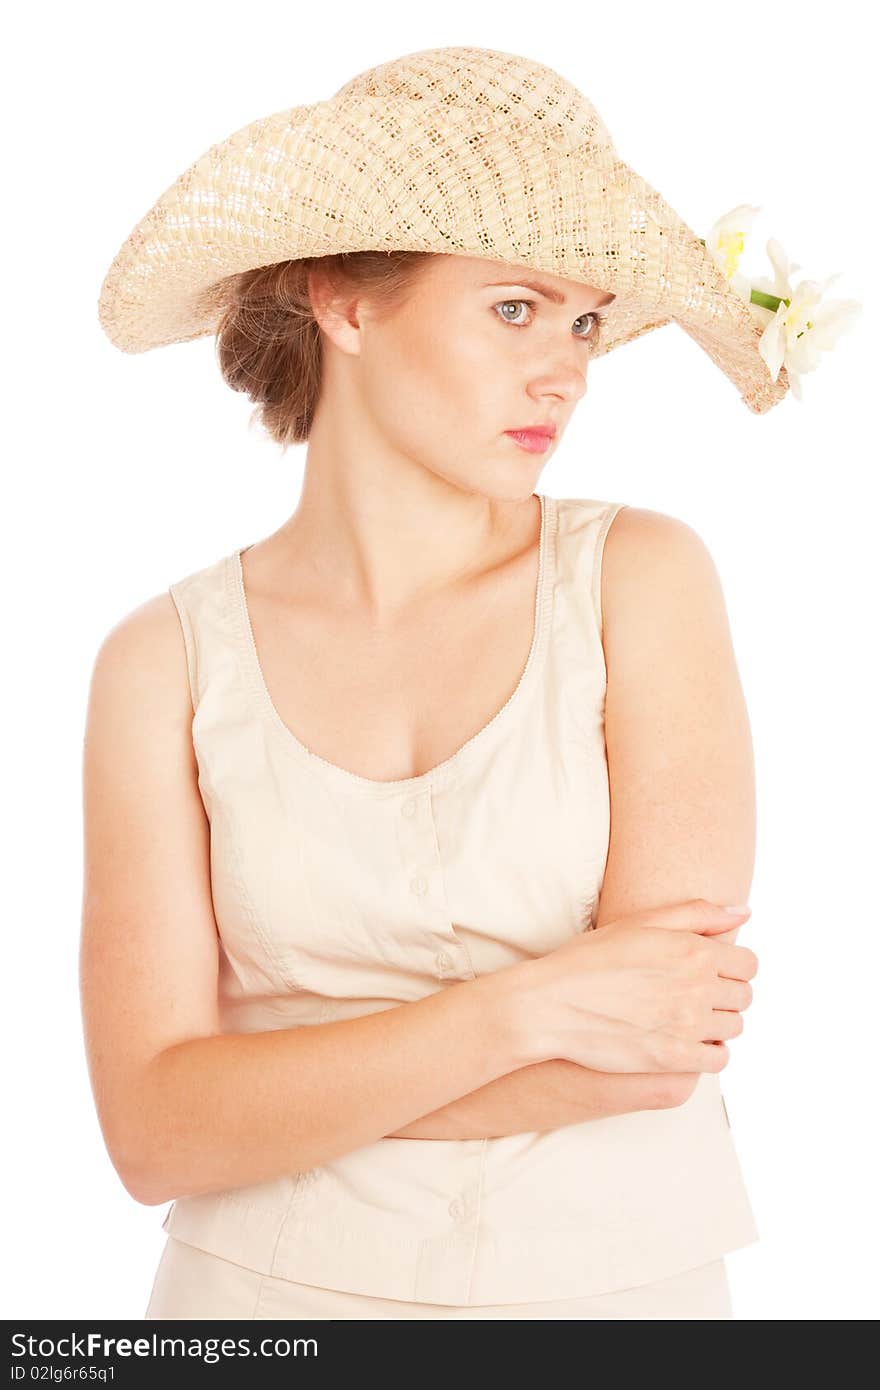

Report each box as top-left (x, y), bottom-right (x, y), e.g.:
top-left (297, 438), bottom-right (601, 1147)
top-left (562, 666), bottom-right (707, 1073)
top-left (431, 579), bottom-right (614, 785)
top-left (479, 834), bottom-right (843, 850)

top-left (123, 1166), bottom-right (174, 1207)
top-left (106, 1058), bottom-right (186, 1206)
top-left (116, 1151), bottom-right (171, 1207)
top-left (122, 1131), bottom-right (185, 1206)
top-left (108, 1125), bottom-right (175, 1208)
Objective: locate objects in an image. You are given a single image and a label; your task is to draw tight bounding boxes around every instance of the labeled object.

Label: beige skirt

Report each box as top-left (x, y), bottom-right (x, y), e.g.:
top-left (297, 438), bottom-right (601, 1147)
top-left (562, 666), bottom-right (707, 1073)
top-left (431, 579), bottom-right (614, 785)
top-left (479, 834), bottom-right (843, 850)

top-left (145, 1235), bottom-right (733, 1320)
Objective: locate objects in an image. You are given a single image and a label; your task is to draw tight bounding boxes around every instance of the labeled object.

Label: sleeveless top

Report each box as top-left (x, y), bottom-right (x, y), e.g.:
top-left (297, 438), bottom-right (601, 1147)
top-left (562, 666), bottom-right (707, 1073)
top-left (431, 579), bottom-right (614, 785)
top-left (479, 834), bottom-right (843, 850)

top-left (160, 493), bottom-right (760, 1306)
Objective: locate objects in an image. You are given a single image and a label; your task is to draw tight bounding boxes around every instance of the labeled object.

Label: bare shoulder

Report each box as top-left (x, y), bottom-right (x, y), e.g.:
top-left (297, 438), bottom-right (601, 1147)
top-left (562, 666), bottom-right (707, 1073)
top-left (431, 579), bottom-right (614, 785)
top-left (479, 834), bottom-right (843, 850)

top-left (87, 589), bottom-right (193, 721)
top-left (603, 503), bottom-right (704, 550)
top-left (599, 504), bottom-right (735, 673)
top-left (601, 504), bottom-right (725, 622)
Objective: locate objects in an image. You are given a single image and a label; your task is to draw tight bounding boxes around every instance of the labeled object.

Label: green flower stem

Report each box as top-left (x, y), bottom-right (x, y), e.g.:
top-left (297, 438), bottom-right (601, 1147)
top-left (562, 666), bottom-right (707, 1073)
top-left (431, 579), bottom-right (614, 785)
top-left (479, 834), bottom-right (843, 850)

top-left (697, 237), bottom-right (790, 311)
top-left (751, 288), bottom-right (790, 311)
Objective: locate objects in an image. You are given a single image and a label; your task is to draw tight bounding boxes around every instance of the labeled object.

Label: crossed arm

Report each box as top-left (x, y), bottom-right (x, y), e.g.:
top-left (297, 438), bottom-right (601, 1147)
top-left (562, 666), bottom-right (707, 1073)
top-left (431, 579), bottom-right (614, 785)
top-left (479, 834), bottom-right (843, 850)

top-left (81, 506), bottom-right (755, 1199)
top-left (389, 508), bottom-right (756, 1140)
top-left (389, 1058), bottom-right (677, 1138)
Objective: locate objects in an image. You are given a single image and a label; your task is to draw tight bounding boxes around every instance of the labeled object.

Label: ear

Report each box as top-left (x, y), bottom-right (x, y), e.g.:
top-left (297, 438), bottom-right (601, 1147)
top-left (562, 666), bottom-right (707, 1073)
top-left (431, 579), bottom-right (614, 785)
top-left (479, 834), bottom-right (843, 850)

top-left (307, 267), bottom-right (365, 357)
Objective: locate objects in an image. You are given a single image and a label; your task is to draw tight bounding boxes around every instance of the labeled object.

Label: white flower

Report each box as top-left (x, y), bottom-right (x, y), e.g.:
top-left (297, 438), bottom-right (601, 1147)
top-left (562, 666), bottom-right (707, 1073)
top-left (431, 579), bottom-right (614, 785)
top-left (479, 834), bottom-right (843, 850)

top-left (703, 209), bottom-right (862, 402)
top-left (749, 237), bottom-right (802, 300)
top-left (751, 258), bottom-right (862, 403)
top-left (703, 203), bottom-right (763, 303)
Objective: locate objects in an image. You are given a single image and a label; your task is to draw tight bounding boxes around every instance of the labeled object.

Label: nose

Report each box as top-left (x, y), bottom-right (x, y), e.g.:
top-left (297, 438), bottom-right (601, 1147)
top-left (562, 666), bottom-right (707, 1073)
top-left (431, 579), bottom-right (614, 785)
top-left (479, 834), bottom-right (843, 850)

top-left (532, 360), bottom-right (588, 407)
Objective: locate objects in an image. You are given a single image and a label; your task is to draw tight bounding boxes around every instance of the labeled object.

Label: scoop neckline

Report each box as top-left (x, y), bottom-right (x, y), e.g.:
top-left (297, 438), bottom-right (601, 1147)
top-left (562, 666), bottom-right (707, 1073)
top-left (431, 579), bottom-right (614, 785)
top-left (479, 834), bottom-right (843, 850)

top-left (227, 492), bottom-right (558, 798)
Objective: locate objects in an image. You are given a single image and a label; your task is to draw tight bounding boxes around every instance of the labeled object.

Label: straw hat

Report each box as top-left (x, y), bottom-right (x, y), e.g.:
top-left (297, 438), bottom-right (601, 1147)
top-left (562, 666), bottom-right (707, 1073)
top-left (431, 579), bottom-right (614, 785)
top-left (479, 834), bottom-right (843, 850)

top-left (97, 44), bottom-right (791, 413)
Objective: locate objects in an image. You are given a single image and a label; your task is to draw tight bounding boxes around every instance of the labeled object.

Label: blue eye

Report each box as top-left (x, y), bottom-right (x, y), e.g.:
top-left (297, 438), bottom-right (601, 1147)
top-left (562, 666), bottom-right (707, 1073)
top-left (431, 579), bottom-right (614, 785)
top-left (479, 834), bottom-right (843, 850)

top-left (493, 299), bottom-right (606, 344)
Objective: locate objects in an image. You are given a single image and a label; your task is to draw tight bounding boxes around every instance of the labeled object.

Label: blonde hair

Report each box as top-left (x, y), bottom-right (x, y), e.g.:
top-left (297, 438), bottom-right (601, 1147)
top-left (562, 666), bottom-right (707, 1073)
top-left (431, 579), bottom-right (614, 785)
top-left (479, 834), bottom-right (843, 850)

top-left (214, 251), bottom-right (434, 449)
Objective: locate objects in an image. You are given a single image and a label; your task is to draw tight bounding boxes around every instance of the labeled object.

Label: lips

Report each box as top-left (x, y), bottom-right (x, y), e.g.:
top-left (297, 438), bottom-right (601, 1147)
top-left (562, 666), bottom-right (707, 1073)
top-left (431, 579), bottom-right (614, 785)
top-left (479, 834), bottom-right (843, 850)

top-left (508, 424), bottom-right (556, 439)
top-left (504, 428), bottom-right (555, 454)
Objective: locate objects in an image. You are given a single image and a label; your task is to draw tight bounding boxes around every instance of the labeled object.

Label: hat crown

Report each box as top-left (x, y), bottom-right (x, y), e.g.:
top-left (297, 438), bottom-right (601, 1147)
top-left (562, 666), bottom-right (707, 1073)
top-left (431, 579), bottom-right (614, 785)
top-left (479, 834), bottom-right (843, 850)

top-left (332, 45), bottom-right (616, 155)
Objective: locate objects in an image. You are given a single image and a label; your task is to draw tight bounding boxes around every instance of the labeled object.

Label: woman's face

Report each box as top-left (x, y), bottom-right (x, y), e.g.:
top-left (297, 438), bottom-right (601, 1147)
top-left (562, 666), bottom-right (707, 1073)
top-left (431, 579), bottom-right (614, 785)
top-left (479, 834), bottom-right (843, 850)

top-left (351, 254), bottom-right (615, 501)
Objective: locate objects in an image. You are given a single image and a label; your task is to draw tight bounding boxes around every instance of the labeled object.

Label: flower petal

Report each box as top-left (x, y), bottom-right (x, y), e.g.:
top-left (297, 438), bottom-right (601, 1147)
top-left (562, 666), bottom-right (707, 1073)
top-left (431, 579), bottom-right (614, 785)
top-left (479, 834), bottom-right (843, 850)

top-left (758, 316), bottom-right (785, 380)
top-left (787, 335), bottom-right (823, 374)
top-left (708, 204), bottom-right (762, 241)
top-left (730, 269), bottom-right (754, 302)
top-left (765, 237), bottom-right (795, 294)
top-left (705, 205), bottom-right (762, 280)
top-left (808, 298), bottom-right (863, 350)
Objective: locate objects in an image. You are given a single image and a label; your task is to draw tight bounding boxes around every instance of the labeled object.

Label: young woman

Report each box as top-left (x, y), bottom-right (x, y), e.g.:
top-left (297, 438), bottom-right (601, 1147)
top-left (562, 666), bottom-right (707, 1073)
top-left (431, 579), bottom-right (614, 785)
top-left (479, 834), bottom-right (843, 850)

top-left (81, 46), bottom-right (775, 1320)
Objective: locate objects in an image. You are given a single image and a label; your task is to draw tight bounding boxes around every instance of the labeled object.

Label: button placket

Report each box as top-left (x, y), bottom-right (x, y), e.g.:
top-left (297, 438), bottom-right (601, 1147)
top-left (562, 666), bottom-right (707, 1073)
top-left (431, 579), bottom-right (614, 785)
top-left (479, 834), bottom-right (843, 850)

top-left (412, 1139), bottom-right (486, 1303)
top-left (396, 792), bottom-right (439, 922)
top-left (394, 787), bottom-right (470, 982)
top-left (446, 1139), bottom-right (485, 1231)
top-left (397, 793), bottom-right (431, 896)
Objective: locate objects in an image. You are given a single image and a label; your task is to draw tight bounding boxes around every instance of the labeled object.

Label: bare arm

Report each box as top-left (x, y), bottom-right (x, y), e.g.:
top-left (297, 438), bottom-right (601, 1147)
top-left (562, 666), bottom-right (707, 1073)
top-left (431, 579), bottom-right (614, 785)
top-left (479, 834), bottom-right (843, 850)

top-left (388, 506), bottom-right (756, 1136)
top-left (136, 982), bottom-right (518, 1202)
top-left (389, 1063), bottom-right (669, 1138)
top-left (80, 594), bottom-right (535, 1208)
top-left (593, 506), bottom-right (754, 1099)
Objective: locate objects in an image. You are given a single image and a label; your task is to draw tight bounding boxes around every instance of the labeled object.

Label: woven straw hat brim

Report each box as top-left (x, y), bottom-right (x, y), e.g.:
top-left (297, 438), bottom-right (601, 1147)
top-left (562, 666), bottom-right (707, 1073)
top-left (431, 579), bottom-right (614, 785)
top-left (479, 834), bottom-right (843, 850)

top-left (98, 92), bottom-right (788, 414)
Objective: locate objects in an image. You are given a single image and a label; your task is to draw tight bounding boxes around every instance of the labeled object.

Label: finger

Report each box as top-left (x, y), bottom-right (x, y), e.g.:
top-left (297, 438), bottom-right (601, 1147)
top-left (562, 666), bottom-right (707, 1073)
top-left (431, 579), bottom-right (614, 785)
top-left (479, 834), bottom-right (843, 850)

top-left (695, 1040), bottom-right (730, 1072)
top-left (661, 1036), bottom-right (730, 1073)
top-left (714, 941), bottom-right (759, 981)
top-left (704, 1009), bottom-right (745, 1043)
top-left (713, 977), bottom-right (753, 1011)
top-left (640, 899), bottom-right (752, 934)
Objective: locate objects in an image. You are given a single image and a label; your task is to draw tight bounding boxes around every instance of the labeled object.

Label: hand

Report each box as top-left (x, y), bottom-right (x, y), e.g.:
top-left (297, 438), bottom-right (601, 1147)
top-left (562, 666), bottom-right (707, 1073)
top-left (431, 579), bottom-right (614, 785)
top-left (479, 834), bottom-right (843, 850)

top-left (509, 899), bottom-right (757, 1074)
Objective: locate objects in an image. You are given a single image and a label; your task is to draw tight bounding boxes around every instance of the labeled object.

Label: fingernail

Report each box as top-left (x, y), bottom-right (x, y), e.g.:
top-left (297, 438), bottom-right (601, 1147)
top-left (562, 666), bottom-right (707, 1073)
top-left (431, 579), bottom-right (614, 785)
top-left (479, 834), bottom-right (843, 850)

top-left (724, 903), bottom-right (751, 914)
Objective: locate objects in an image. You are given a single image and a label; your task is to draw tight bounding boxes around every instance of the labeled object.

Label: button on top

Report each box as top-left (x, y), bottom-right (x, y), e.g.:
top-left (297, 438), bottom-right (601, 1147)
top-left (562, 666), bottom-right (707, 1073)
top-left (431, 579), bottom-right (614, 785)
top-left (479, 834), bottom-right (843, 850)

top-left (436, 951), bottom-right (454, 973)
top-left (401, 798), bottom-right (417, 818)
top-left (410, 875), bottom-right (428, 896)
top-left (448, 1196), bottom-right (467, 1221)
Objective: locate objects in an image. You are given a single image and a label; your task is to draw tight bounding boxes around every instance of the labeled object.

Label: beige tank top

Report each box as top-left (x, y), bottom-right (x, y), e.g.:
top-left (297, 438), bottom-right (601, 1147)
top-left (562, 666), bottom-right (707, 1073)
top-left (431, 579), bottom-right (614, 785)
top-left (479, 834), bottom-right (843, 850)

top-left (161, 492), bottom-right (759, 1306)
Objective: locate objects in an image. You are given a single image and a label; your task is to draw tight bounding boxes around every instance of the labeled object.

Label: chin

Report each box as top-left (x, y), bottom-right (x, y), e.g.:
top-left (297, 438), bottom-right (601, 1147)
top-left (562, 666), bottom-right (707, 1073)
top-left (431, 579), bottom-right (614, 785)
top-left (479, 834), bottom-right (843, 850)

top-left (427, 453), bottom-right (546, 504)
top-left (471, 475), bottom-right (544, 506)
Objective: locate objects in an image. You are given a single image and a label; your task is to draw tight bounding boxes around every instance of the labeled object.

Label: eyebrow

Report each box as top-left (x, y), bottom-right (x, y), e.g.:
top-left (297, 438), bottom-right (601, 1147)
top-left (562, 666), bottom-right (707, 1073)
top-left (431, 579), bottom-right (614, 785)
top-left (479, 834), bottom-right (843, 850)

top-left (484, 278), bottom-right (616, 307)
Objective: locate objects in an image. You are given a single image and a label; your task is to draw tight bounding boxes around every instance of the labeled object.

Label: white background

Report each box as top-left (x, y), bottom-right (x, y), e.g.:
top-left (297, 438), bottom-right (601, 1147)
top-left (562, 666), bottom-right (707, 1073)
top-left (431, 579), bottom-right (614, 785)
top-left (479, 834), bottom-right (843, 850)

top-left (4, 0), bottom-right (877, 1322)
